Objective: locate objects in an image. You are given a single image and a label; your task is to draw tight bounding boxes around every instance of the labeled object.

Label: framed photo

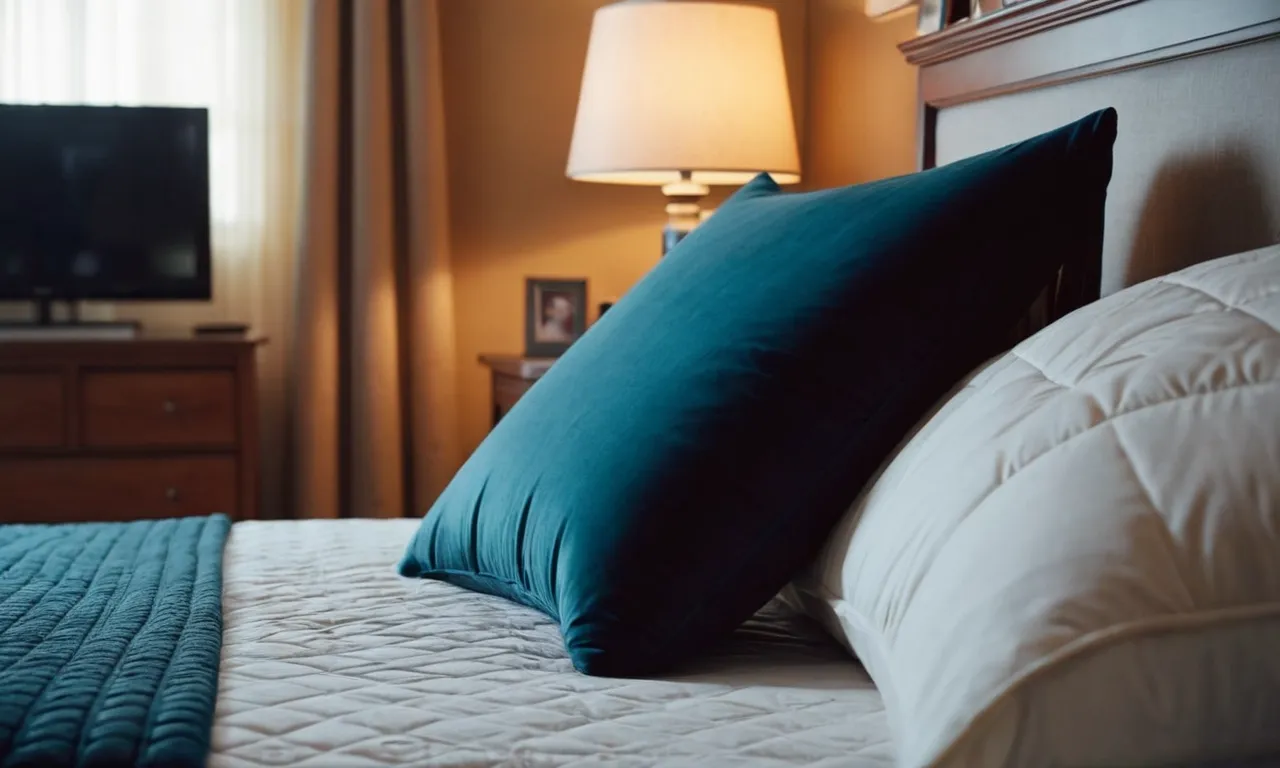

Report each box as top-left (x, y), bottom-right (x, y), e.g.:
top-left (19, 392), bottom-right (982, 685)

top-left (525, 278), bottom-right (587, 357)
top-left (917, 0), bottom-right (947, 34)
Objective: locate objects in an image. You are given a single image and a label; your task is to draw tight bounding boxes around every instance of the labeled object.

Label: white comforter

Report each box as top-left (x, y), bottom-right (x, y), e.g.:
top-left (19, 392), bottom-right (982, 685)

top-left (211, 520), bottom-right (892, 767)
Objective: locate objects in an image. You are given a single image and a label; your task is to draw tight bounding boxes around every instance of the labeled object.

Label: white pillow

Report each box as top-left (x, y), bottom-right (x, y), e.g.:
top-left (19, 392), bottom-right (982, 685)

top-left (790, 245), bottom-right (1280, 768)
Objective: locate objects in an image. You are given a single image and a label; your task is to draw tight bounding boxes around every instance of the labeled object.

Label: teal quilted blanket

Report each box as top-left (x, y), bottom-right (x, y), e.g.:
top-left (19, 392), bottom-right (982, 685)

top-left (0, 515), bottom-right (230, 768)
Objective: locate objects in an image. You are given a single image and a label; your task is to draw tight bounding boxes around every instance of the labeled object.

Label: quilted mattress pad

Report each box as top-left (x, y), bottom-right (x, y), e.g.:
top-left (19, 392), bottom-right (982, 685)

top-left (211, 519), bottom-right (893, 767)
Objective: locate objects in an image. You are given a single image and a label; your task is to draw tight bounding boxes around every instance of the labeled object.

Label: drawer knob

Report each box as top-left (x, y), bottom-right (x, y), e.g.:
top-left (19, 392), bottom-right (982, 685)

top-left (162, 399), bottom-right (178, 414)
top-left (165, 487), bottom-right (180, 502)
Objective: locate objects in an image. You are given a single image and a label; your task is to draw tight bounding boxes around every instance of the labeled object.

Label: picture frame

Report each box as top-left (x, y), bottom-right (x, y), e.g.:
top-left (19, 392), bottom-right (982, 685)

top-left (970, 0), bottom-right (1002, 18)
top-left (525, 278), bottom-right (588, 357)
top-left (917, 0), bottom-right (947, 35)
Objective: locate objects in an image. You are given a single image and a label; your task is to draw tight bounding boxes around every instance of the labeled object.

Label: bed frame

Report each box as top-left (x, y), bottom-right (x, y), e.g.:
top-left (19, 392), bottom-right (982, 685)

top-left (899, 0), bottom-right (1280, 325)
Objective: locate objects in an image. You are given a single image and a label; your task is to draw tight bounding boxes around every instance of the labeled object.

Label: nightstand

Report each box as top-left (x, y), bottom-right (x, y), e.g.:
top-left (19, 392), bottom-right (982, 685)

top-left (479, 355), bottom-right (555, 427)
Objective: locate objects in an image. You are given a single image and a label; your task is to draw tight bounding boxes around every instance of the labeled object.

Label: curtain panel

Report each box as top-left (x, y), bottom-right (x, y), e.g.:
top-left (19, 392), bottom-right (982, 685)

top-left (292, 0), bottom-right (460, 519)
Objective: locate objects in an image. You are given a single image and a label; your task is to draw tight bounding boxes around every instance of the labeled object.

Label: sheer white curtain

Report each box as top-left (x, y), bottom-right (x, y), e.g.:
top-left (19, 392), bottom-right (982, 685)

top-left (0, 0), bottom-right (305, 326)
top-left (0, 0), bottom-right (307, 514)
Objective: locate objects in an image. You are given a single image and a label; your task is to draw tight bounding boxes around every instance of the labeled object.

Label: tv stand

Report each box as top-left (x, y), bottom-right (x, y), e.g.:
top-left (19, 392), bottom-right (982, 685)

top-left (0, 298), bottom-right (140, 340)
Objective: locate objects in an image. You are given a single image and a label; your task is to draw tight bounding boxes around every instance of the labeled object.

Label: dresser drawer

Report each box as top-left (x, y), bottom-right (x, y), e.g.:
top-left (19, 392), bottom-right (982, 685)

top-left (81, 370), bottom-right (237, 448)
top-left (0, 456), bottom-right (237, 523)
top-left (0, 372), bottom-right (66, 449)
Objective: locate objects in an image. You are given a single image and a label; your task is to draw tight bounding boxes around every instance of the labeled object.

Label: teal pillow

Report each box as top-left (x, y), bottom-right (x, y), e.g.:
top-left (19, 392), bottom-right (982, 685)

top-left (401, 109), bottom-right (1118, 677)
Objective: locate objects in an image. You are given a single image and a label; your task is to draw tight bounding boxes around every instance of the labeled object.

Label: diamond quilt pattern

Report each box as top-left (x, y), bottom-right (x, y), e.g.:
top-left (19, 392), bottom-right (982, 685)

top-left (211, 520), bottom-right (892, 768)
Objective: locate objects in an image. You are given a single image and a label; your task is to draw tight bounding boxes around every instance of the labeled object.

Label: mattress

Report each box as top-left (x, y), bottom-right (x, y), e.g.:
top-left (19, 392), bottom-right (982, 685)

top-left (211, 520), bottom-right (893, 767)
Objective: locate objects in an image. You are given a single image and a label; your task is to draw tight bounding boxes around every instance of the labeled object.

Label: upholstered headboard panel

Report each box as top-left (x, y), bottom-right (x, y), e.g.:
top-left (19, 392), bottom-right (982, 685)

top-left (903, 0), bottom-right (1280, 297)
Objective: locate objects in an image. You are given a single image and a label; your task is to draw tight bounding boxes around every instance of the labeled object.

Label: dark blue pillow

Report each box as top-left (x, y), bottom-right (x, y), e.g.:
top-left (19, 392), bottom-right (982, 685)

top-left (400, 109), bottom-right (1118, 677)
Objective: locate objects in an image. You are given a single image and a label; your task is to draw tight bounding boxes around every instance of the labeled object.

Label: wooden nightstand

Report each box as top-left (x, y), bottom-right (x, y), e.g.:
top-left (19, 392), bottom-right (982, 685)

top-left (479, 355), bottom-right (555, 427)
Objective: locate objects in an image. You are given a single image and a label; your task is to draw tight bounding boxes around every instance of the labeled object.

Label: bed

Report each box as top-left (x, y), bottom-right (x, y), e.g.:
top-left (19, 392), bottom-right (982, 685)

top-left (4, 2), bottom-right (1279, 767)
top-left (203, 4), bottom-right (1280, 760)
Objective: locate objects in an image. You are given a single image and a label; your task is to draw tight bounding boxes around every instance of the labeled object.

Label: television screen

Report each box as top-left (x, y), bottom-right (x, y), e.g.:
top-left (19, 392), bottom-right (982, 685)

top-left (0, 104), bottom-right (211, 301)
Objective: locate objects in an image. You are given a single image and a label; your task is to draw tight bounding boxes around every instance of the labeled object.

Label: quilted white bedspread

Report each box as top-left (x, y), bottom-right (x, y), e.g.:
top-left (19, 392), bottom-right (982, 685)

top-left (211, 519), bottom-right (892, 767)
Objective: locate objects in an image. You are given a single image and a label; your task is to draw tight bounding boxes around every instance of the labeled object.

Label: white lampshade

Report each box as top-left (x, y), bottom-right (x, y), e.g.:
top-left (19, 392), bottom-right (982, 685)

top-left (566, 0), bottom-right (801, 187)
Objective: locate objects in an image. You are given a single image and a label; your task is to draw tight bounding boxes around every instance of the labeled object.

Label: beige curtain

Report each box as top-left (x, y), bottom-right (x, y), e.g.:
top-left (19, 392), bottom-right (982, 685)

top-left (292, 0), bottom-right (461, 519)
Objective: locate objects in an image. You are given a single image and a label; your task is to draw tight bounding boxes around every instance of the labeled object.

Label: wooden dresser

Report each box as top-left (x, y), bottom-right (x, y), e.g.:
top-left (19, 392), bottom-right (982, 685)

top-left (0, 338), bottom-right (260, 523)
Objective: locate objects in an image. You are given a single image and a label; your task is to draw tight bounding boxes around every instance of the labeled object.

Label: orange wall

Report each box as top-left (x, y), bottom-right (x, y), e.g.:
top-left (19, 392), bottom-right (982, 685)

top-left (440, 0), bottom-right (918, 459)
top-left (439, 0), bottom-right (810, 457)
top-left (806, 0), bottom-right (919, 189)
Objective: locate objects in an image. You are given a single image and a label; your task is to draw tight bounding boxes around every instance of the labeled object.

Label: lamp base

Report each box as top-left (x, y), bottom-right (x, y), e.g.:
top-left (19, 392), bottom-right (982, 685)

top-left (661, 176), bottom-right (709, 257)
top-left (662, 223), bottom-right (693, 255)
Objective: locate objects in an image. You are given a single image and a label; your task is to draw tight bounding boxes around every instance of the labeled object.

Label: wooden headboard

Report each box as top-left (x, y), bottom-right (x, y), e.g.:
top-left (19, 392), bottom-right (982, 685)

top-left (900, 0), bottom-right (1280, 316)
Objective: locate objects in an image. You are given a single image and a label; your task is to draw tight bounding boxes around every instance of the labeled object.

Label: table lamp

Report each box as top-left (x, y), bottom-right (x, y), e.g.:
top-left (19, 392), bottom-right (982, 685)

top-left (566, 0), bottom-right (801, 255)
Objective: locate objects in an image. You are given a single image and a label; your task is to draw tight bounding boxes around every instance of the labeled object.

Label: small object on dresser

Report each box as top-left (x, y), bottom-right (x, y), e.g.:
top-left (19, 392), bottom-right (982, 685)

top-left (0, 321), bottom-right (140, 341)
top-left (194, 322), bottom-right (250, 338)
top-left (917, 0), bottom-right (948, 34)
top-left (525, 278), bottom-right (587, 357)
top-left (970, 0), bottom-right (1002, 19)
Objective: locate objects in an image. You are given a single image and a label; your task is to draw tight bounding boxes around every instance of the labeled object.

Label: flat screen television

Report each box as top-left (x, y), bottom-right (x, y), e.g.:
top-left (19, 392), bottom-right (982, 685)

top-left (0, 104), bottom-right (211, 309)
